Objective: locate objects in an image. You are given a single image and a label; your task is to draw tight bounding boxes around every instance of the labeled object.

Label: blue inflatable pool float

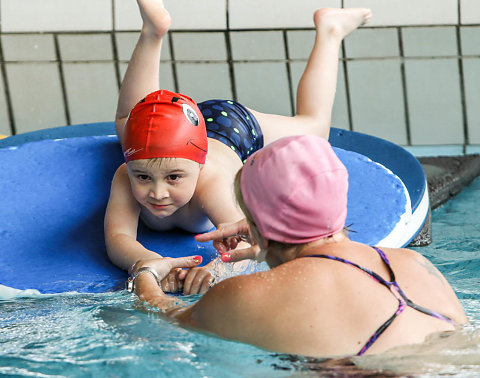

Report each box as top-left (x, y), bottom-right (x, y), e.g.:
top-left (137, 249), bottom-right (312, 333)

top-left (0, 123), bottom-right (428, 294)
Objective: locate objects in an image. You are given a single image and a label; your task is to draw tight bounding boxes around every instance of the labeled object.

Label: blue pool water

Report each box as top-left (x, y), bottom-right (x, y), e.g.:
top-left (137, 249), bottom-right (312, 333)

top-left (1, 179), bottom-right (480, 377)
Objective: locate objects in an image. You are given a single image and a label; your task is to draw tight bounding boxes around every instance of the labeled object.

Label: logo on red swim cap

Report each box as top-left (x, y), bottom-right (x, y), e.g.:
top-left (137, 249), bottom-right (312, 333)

top-left (122, 90), bottom-right (208, 164)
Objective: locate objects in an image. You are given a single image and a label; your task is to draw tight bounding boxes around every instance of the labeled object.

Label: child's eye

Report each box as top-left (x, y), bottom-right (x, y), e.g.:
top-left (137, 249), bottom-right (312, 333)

top-left (167, 174), bottom-right (180, 181)
top-left (137, 174), bottom-right (150, 181)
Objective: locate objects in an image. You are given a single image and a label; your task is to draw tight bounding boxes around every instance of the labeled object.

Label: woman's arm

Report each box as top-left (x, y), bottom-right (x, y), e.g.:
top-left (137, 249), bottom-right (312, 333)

top-left (195, 218), bottom-right (261, 262)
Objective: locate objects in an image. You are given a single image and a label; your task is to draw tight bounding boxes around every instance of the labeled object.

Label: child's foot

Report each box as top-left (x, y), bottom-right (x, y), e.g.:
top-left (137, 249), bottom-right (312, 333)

top-left (314, 8), bottom-right (372, 40)
top-left (138, 0), bottom-right (172, 38)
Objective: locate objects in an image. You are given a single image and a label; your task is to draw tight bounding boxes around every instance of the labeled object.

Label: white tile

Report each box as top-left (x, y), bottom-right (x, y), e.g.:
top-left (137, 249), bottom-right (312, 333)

top-left (114, 0), bottom-right (141, 30)
top-left (230, 32), bottom-right (285, 60)
top-left (347, 60), bottom-right (407, 144)
top-left (2, 34), bottom-right (56, 62)
top-left (0, 124), bottom-right (10, 136)
top-left (158, 63), bottom-right (176, 93)
top-left (119, 63), bottom-right (128, 85)
top-left (344, 28), bottom-right (399, 58)
top-left (229, 0), bottom-right (340, 29)
top-left (463, 58), bottom-right (480, 144)
top-left (344, 0), bottom-right (458, 26)
top-left (287, 31), bottom-right (316, 60)
top-left (1, 0), bottom-right (112, 32)
top-left (116, 33), bottom-right (140, 61)
top-left (176, 63), bottom-right (232, 103)
top-left (0, 76), bottom-right (10, 136)
top-left (115, 0), bottom-right (227, 31)
top-left (63, 63), bottom-right (118, 124)
top-left (172, 33), bottom-right (227, 61)
top-left (167, 0), bottom-right (226, 30)
top-left (234, 62), bottom-right (291, 116)
top-left (461, 27), bottom-right (480, 55)
top-left (402, 27), bottom-right (457, 57)
top-left (405, 59), bottom-right (464, 145)
top-left (115, 32), bottom-right (171, 61)
top-left (331, 64), bottom-right (349, 130)
top-left (58, 34), bottom-right (113, 61)
top-left (461, 0), bottom-right (480, 25)
top-left (289, 61), bottom-right (306, 107)
top-left (6, 63), bottom-right (66, 132)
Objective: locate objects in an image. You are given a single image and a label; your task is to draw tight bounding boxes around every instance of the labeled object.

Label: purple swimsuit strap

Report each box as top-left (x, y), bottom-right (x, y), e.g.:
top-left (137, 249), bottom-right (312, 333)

top-left (303, 246), bottom-right (456, 356)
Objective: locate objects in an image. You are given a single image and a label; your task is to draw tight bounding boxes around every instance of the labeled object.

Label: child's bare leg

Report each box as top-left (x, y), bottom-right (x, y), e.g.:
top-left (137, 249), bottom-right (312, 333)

top-left (115, 0), bottom-right (172, 143)
top-left (250, 8), bottom-right (372, 144)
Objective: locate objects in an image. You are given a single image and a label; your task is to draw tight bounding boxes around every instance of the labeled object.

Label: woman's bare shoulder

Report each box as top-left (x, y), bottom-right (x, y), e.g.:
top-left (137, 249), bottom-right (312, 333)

top-left (186, 271), bottom-right (272, 334)
top-left (382, 246), bottom-right (435, 269)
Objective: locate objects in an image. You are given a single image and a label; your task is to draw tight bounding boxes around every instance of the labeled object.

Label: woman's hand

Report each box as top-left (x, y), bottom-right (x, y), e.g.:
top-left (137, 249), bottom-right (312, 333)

top-left (195, 220), bottom-right (261, 262)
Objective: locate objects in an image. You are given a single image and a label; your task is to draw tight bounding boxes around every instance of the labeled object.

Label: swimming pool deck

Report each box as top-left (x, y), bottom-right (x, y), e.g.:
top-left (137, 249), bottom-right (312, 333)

top-left (420, 154), bottom-right (480, 209)
top-left (410, 154), bottom-right (480, 246)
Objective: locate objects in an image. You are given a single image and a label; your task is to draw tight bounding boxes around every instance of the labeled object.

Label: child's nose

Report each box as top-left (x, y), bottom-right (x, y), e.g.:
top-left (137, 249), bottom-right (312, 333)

top-left (149, 182), bottom-right (168, 199)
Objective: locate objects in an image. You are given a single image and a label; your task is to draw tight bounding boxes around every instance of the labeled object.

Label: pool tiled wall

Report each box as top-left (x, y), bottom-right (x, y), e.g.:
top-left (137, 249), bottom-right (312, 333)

top-left (1, 0), bottom-right (479, 156)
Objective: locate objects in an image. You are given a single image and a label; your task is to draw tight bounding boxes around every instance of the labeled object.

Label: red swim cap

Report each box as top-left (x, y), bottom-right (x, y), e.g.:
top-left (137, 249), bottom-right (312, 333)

top-left (122, 90), bottom-right (208, 164)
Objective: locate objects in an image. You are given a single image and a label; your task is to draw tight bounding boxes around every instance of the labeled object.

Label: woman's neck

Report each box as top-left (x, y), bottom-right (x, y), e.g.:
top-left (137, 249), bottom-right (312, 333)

top-left (268, 232), bottom-right (349, 266)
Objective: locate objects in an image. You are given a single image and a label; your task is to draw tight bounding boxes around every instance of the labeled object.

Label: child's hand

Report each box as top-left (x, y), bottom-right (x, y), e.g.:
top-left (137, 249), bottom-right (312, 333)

top-left (132, 255), bottom-right (202, 308)
top-left (177, 266), bottom-right (213, 295)
top-left (159, 268), bottom-right (183, 293)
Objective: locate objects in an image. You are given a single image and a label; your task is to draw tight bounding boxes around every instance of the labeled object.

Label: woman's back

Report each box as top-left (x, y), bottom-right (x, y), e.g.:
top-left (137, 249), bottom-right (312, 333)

top-left (188, 240), bottom-right (467, 357)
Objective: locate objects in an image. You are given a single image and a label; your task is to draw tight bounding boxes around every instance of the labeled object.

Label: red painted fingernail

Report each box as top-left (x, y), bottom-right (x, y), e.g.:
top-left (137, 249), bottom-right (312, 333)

top-left (221, 253), bottom-right (231, 263)
top-left (193, 255), bottom-right (202, 263)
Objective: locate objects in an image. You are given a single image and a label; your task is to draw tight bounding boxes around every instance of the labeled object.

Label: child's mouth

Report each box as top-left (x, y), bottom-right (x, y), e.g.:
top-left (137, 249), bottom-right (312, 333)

top-left (151, 203), bottom-right (169, 210)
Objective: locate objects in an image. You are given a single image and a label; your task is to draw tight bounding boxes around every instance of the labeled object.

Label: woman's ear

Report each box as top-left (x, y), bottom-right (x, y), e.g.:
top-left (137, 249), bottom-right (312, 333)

top-left (253, 230), bottom-right (268, 250)
top-left (261, 238), bottom-right (269, 249)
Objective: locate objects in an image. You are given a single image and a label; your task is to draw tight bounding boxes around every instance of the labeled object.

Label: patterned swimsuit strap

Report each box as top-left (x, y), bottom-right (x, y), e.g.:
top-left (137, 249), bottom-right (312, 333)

top-left (302, 246), bottom-right (456, 356)
top-left (372, 247), bottom-right (456, 325)
top-left (303, 249), bottom-right (408, 355)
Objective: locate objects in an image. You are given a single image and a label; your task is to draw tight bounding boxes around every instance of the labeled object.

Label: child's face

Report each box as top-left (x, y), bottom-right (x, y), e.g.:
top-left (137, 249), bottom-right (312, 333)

top-left (126, 158), bottom-right (201, 217)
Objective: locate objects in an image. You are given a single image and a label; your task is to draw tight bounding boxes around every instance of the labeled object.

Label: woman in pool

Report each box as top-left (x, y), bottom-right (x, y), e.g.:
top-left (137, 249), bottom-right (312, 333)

top-left (130, 135), bottom-right (467, 357)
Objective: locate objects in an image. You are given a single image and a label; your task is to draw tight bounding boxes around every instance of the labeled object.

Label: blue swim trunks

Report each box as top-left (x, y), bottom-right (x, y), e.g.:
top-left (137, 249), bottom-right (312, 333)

top-left (198, 99), bottom-right (264, 163)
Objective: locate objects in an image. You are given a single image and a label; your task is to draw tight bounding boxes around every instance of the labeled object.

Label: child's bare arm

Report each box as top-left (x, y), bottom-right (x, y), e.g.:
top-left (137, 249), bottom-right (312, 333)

top-left (105, 164), bottom-right (163, 272)
top-left (198, 175), bottom-right (245, 229)
top-left (196, 174), bottom-right (259, 264)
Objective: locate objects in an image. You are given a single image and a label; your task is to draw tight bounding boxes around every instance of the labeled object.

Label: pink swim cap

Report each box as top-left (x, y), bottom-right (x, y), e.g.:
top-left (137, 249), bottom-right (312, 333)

top-left (240, 135), bottom-right (348, 244)
top-left (122, 90), bottom-right (208, 164)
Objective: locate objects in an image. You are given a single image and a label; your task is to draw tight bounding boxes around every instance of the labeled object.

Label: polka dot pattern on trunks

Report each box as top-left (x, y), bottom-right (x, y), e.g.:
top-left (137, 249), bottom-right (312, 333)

top-left (198, 99), bottom-right (264, 162)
